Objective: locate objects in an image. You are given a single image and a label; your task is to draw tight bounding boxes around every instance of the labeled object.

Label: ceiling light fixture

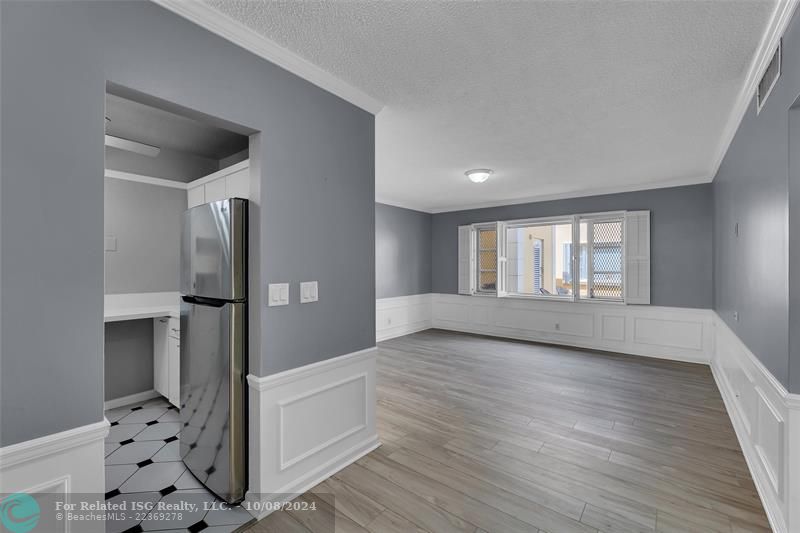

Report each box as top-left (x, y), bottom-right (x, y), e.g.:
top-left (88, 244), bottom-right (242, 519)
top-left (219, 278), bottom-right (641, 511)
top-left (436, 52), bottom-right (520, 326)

top-left (104, 134), bottom-right (161, 158)
top-left (465, 168), bottom-right (493, 183)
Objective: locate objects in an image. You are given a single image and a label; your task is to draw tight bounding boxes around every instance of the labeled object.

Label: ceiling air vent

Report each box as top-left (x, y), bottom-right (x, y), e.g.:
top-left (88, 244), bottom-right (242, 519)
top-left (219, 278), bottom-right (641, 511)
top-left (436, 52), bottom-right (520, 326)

top-left (757, 41), bottom-right (781, 114)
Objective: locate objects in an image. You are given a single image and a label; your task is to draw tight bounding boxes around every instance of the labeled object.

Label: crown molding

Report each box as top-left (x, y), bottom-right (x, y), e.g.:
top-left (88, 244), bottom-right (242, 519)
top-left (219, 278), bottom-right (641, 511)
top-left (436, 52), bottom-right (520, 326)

top-left (155, 0), bottom-right (795, 210)
top-left (374, 196), bottom-right (436, 214)
top-left (383, 173), bottom-right (712, 214)
top-left (151, 0), bottom-right (383, 115)
top-left (708, 0), bottom-right (799, 180)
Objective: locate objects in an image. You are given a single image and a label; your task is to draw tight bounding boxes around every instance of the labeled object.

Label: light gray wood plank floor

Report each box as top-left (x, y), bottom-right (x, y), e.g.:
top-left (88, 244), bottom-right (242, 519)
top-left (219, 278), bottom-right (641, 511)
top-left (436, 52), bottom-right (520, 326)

top-left (244, 329), bottom-right (769, 533)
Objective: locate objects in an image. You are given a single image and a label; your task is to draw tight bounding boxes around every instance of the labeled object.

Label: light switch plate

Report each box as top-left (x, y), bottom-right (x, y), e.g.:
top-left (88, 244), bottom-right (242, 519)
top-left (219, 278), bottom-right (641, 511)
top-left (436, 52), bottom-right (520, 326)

top-left (300, 281), bottom-right (318, 303)
top-left (104, 235), bottom-right (117, 252)
top-left (268, 283), bottom-right (289, 307)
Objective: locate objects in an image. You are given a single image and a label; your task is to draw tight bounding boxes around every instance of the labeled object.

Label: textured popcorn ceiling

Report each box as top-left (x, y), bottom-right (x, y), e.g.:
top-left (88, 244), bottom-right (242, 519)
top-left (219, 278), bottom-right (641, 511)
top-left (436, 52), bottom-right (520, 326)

top-left (204, 0), bottom-right (774, 212)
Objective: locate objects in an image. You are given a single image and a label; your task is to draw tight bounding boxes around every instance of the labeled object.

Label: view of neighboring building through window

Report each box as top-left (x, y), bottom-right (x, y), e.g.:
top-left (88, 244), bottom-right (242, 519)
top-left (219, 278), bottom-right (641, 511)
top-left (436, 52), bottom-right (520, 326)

top-left (486, 213), bottom-right (624, 301)
top-left (508, 221), bottom-right (573, 297)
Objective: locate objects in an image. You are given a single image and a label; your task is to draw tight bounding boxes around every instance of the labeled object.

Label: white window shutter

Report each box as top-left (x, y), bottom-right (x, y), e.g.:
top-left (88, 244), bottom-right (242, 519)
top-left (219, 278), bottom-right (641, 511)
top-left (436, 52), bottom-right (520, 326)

top-left (458, 225), bottom-right (475, 295)
top-left (496, 221), bottom-right (508, 297)
top-left (624, 211), bottom-right (651, 304)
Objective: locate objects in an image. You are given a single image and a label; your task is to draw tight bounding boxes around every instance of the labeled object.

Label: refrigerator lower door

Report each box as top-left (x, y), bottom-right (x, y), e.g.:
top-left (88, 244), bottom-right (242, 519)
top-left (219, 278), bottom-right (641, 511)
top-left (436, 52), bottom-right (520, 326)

top-left (180, 298), bottom-right (246, 503)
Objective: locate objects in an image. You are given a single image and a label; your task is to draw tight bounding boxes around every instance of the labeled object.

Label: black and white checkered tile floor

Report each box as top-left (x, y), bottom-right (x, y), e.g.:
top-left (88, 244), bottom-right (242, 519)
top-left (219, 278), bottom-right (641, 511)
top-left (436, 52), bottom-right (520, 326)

top-left (104, 397), bottom-right (252, 533)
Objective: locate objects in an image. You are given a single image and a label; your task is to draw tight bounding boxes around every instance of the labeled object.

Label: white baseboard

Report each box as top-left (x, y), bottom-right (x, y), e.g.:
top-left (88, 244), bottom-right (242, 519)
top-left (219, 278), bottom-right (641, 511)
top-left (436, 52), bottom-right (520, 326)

top-left (246, 346), bottom-right (379, 518)
top-left (430, 293), bottom-right (714, 364)
top-left (244, 436), bottom-right (380, 520)
top-left (711, 313), bottom-right (800, 533)
top-left (376, 293), bottom-right (432, 342)
top-left (104, 389), bottom-right (161, 410)
top-left (0, 419), bottom-right (109, 532)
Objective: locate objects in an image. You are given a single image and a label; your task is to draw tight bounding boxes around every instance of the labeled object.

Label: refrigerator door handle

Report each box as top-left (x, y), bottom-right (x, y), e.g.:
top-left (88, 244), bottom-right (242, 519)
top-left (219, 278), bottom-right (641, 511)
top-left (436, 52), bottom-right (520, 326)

top-left (181, 295), bottom-right (227, 307)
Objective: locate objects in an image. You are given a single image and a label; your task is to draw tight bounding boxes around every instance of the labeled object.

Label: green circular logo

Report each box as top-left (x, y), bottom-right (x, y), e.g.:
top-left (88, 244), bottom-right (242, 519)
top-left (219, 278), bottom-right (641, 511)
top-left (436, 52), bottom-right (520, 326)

top-left (0, 493), bottom-right (40, 533)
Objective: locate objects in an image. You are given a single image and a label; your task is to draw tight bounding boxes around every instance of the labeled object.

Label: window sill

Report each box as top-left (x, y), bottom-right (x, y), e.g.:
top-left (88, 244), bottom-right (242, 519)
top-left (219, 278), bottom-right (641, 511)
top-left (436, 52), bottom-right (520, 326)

top-left (479, 293), bottom-right (628, 305)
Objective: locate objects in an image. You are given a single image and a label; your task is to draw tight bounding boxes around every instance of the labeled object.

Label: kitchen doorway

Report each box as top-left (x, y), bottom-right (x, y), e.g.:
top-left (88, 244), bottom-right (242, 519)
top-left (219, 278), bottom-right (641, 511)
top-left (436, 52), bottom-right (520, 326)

top-left (102, 83), bottom-right (258, 532)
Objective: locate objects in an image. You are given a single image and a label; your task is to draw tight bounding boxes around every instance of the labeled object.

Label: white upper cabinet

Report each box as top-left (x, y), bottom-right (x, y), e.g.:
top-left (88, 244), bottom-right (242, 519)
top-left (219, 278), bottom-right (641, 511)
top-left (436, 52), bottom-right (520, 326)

top-left (225, 167), bottom-right (249, 199)
top-left (186, 186), bottom-right (205, 208)
top-left (186, 160), bottom-right (249, 208)
top-left (204, 177), bottom-right (227, 203)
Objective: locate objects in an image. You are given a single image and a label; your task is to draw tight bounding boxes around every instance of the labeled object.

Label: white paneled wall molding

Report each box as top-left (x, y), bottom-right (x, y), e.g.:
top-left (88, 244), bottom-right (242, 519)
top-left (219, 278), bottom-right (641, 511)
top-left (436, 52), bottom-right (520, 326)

top-left (377, 293), bottom-right (714, 363)
top-left (246, 347), bottom-right (379, 519)
top-left (376, 294), bottom-right (433, 342)
top-left (0, 419), bottom-right (109, 532)
top-left (712, 315), bottom-right (800, 533)
top-left (429, 293), bottom-right (713, 364)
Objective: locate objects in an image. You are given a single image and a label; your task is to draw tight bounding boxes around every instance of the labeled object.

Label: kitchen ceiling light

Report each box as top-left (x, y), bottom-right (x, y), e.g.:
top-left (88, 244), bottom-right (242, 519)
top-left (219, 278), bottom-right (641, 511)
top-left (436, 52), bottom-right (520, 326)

top-left (105, 134), bottom-right (161, 158)
top-left (465, 169), bottom-right (493, 183)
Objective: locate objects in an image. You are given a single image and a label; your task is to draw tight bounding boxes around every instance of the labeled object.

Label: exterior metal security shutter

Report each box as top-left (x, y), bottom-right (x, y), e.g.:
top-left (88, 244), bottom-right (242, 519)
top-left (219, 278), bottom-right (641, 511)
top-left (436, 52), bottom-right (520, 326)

top-left (624, 211), bottom-right (651, 304)
top-left (458, 225), bottom-right (475, 295)
top-left (533, 240), bottom-right (543, 293)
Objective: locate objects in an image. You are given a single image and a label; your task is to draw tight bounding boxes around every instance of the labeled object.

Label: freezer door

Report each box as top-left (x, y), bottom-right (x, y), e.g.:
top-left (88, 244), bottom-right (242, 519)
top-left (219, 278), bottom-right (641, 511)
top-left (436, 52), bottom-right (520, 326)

top-left (180, 299), bottom-right (246, 503)
top-left (180, 198), bottom-right (247, 300)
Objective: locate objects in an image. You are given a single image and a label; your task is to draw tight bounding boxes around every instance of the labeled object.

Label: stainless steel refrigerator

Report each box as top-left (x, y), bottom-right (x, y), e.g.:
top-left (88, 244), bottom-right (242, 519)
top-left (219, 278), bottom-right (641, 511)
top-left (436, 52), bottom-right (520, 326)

top-left (179, 198), bottom-right (247, 504)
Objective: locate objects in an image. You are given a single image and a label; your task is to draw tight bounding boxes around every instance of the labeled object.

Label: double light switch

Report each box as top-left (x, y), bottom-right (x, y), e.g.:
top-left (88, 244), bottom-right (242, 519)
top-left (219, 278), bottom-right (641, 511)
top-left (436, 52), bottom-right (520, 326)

top-left (267, 281), bottom-right (319, 306)
top-left (268, 283), bottom-right (289, 307)
top-left (300, 281), bottom-right (318, 303)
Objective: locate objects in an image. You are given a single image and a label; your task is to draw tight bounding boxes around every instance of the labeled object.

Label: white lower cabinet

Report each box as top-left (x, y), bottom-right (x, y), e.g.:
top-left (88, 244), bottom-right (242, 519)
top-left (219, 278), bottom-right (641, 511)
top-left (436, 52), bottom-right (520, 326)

top-left (154, 316), bottom-right (180, 407)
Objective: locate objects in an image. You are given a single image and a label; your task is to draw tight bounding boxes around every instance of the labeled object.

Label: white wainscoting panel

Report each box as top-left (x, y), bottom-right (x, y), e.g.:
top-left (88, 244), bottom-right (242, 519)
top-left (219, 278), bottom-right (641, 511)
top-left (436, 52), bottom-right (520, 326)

top-left (711, 314), bottom-right (800, 533)
top-left (376, 294), bottom-right (432, 342)
top-left (246, 347), bottom-right (379, 519)
top-left (279, 373), bottom-right (367, 470)
top-left (601, 315), bottom-right (626, 342)
top-left (0, 419), bottom-right (109, 533)
top-left (431, 294), bottom-right (714, 363)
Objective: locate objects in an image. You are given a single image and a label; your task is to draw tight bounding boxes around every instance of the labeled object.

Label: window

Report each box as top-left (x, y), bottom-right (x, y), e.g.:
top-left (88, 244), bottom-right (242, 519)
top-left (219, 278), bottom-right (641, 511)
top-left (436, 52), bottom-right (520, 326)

top-left (507, 220), bottom-right (573, 297)
top-left (578, 217), bottom-right (623, 301)
top-left (458, 211), bottom-right (649, 304)
top-left (475, 224), bottom-right (497, 293)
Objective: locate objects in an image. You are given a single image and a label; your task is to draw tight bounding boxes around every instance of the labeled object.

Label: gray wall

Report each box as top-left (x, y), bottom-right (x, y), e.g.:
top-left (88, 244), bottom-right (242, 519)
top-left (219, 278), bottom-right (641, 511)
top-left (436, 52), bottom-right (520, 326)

top-left (376, 203), bottom-right (432, 299)
top-left (219, 148), bottom-right (250, 169)
top-left (104, 178), bottom-right (184, 403)
top-left (104, 178), bottom-right (185, 294)
top-left (432, 184), bottom-right (713, 309)
top-left (105, 145), bottom-right (220, 182)
top-left (104, 321), bottom-right (154, 401)
top-left (713, 11), bottom-right (800, 392)
top-left (790, 106), bottom-right (800, 394)
top-left (1, 1), bottom-right (374, 446)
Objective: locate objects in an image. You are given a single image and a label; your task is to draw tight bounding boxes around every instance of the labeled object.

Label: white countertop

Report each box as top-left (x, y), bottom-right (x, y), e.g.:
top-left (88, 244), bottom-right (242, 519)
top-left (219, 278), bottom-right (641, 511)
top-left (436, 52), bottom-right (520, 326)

top-left (104, 292), bottom-right (180, 322)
